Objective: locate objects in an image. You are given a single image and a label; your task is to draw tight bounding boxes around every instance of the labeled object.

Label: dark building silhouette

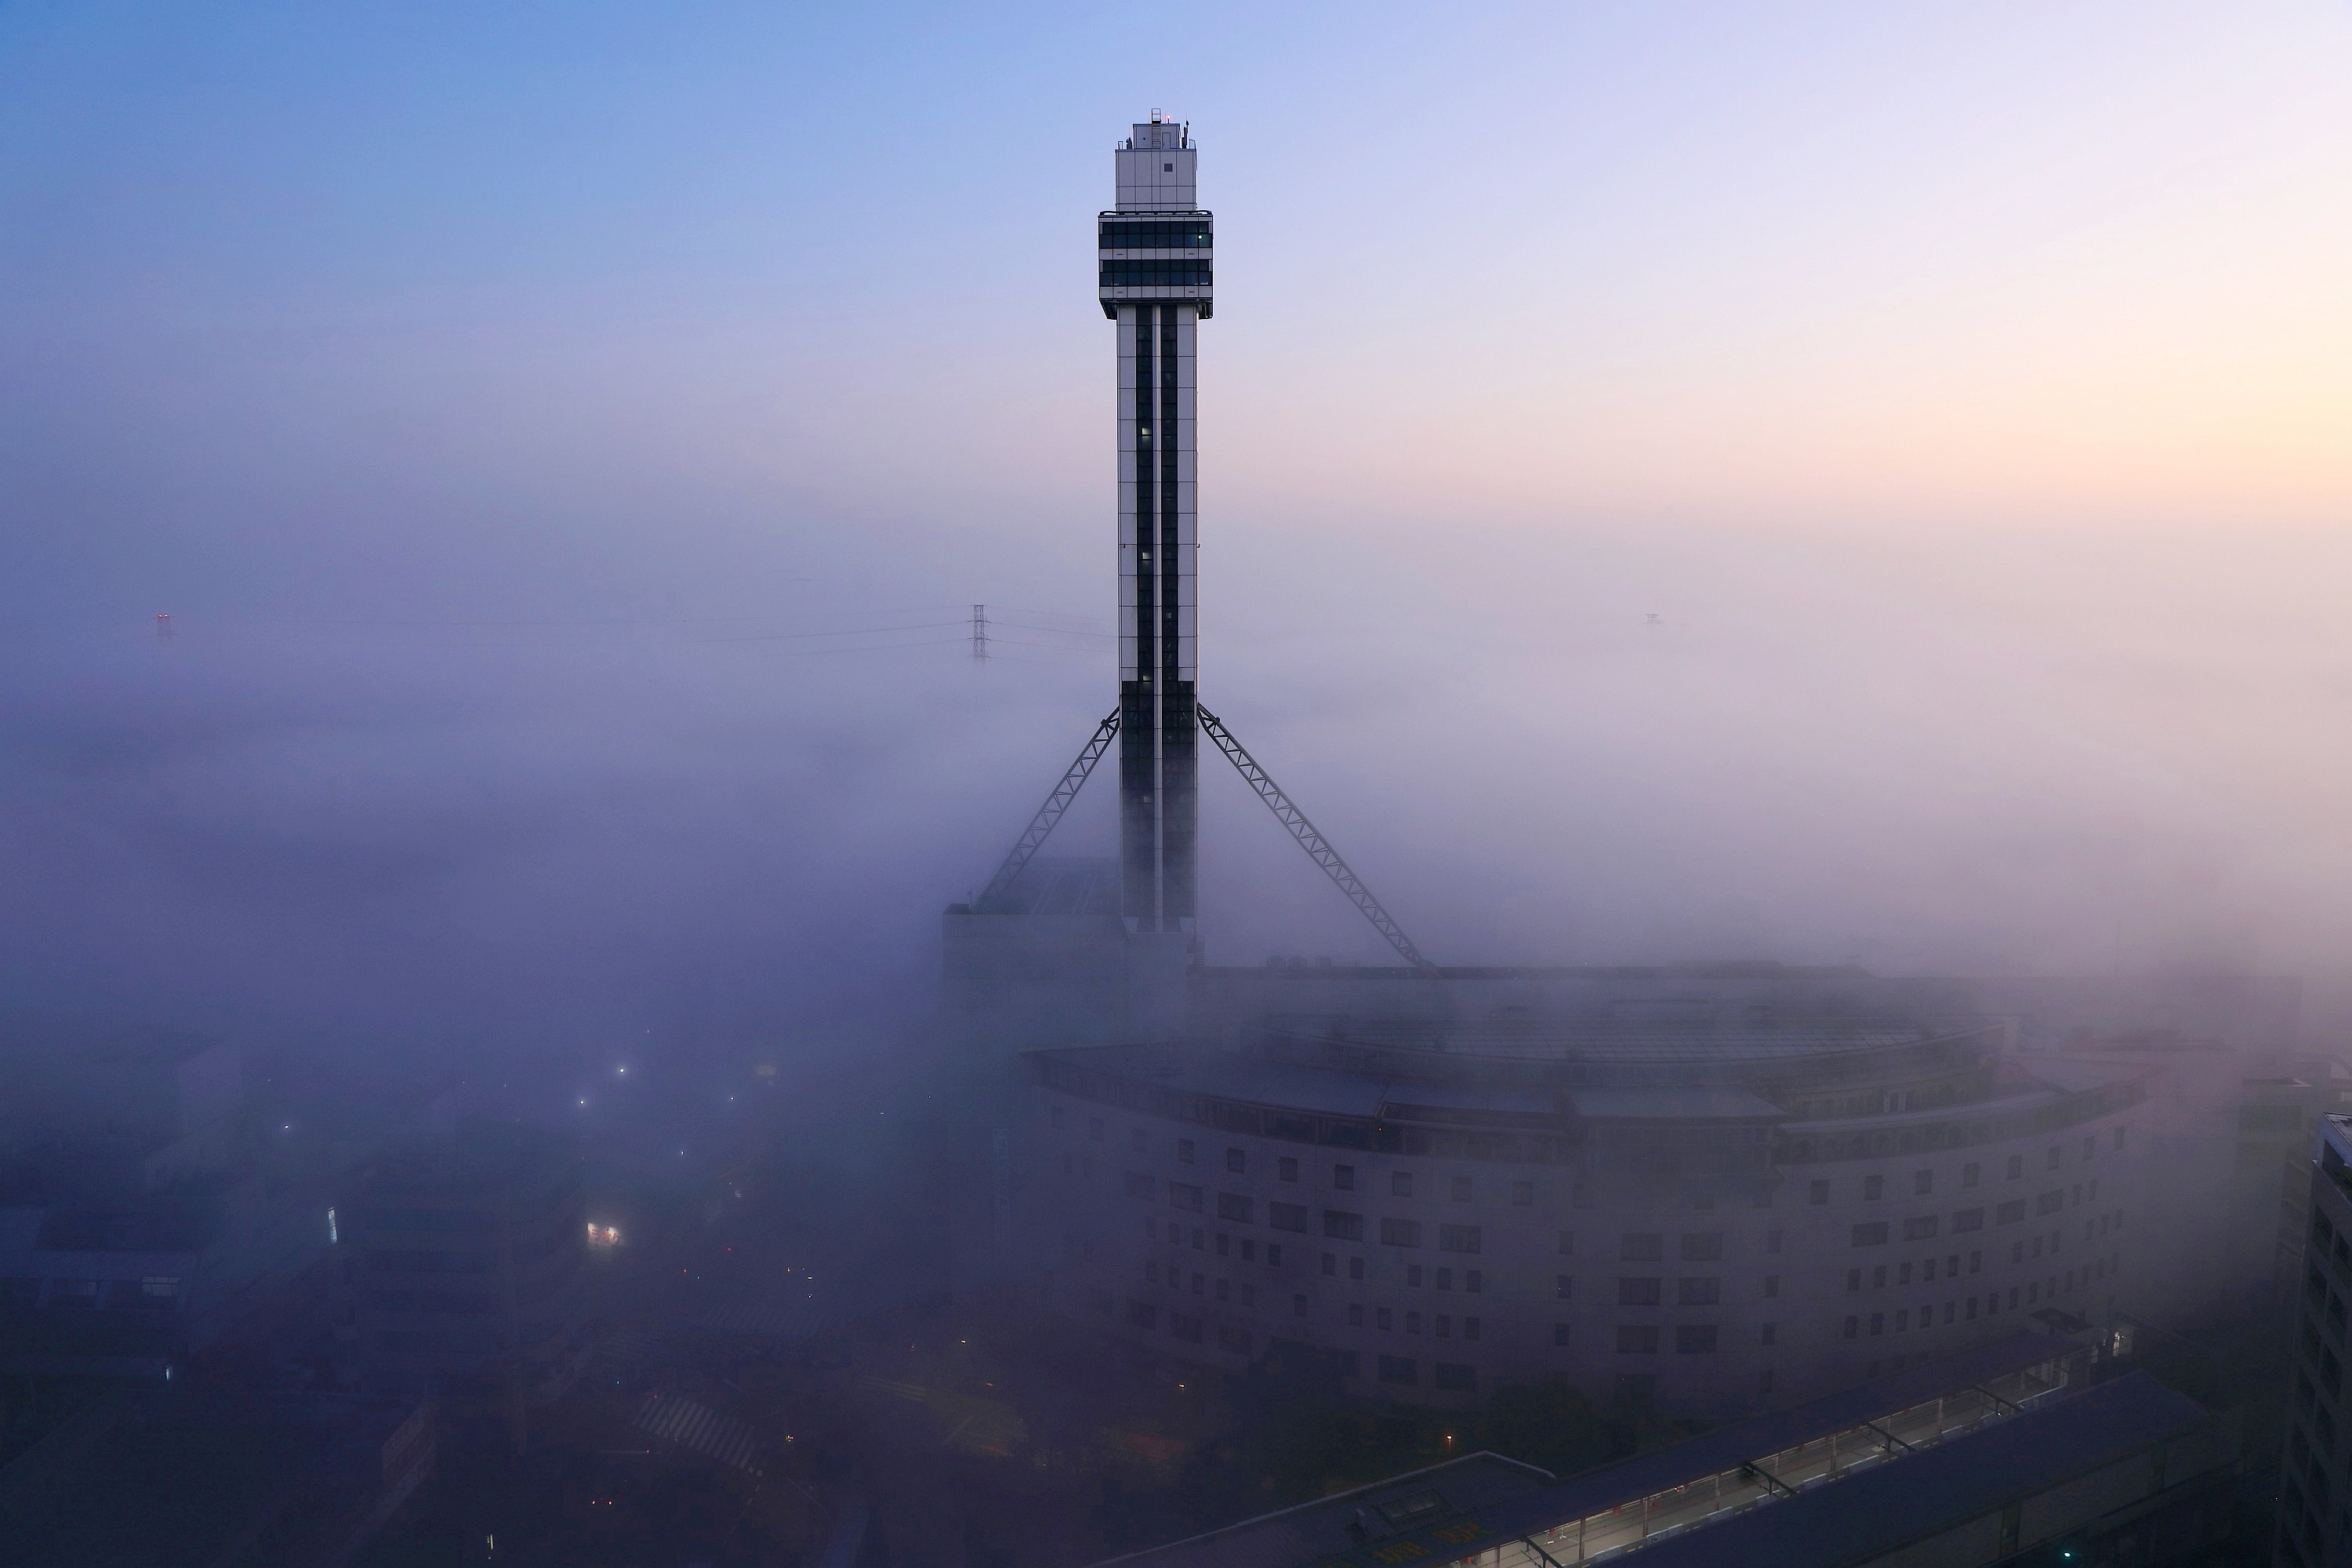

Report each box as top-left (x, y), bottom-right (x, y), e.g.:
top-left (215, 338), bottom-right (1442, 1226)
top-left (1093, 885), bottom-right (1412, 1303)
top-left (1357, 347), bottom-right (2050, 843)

top-left (332, 1116), bottom-right (586, 1446)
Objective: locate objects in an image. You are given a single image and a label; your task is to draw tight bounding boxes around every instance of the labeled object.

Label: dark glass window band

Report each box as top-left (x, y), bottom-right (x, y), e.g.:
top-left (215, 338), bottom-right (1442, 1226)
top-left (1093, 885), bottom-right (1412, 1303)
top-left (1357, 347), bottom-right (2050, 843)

top-left (1099, 220), bottom-right (1213, 249)
top-left (1101, 260), bottom-right (1213, 288)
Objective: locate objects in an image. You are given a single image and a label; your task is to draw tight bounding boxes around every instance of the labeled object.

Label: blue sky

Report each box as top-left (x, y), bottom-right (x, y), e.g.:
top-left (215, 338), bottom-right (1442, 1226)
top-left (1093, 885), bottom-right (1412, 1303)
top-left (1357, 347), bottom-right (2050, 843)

top-left (5, 3), bottom-right (2350, 1058)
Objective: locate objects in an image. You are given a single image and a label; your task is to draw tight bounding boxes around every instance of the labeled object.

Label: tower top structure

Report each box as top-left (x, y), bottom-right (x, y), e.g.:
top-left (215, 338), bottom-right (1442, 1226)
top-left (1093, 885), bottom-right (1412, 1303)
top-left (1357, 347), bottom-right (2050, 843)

top-left (1115, 114), bottom-right (1196, 212)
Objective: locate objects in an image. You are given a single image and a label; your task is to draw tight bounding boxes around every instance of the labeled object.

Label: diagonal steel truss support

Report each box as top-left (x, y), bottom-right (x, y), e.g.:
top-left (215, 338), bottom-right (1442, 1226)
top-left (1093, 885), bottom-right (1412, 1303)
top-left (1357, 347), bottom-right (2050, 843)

top-left (977, 707), bottom-right (1122, 908)
top-left (1196, 705), bottom-right (1432, 969)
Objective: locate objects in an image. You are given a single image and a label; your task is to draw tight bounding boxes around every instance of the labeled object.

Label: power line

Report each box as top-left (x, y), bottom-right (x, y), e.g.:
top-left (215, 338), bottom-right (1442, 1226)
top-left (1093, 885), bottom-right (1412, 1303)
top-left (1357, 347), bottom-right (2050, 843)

top-left (707, 622), bottom-right (963, 644)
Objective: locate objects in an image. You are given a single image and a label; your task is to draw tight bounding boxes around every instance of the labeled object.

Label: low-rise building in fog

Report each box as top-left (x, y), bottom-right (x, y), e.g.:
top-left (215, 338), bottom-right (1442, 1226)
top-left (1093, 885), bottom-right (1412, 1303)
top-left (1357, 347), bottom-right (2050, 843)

top-left (333, 1117), bottom-right (588, 1444)
top-left (2276, 1112), bottom-right (2352, 1566)
top-left (0, 1029), bottom-right (328, 1385)
top-left (1024, 990), bottom-right (2158, 1417)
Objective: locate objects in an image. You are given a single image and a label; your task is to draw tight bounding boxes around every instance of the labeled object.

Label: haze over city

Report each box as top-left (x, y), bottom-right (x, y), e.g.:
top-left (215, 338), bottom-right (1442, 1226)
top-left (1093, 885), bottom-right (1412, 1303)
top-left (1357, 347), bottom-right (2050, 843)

top-left (3, 5), bottom-right (2351, 1566)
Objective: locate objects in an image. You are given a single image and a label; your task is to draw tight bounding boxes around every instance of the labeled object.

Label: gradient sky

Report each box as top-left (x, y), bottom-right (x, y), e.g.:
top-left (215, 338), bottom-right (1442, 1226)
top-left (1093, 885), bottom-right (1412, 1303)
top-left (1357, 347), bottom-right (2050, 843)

top-left (5, 3), bottom-right (2351, 1067)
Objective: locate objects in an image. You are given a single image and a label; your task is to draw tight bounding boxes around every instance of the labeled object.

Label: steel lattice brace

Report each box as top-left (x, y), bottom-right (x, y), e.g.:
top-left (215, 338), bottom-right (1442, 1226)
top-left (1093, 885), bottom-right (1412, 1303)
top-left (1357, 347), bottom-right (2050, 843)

top-left (977, 707), bottom-right (1123, 907)
top-left (1196, 705), bottom-right (1431, 969)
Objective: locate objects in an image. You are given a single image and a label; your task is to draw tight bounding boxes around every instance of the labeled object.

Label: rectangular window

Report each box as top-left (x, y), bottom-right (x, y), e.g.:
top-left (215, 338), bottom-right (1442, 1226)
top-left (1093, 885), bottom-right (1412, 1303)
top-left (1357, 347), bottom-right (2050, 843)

top-left (1512, 1181), bottom-right (1536, 1207)
top-left (1677, 1277), bottom-right (1722, 1306)
top-left (2007, 1155), bottom-right (2024, 1179)
top-left (1851, 1221), bottom-right (1890, 1246)
top-left (1269, 1243), bottom-right (1282, 1265)
top-left (1169, 1183), bottom-right (1203, 1212)
top-left (1616, 1325), bottom-right (1660, 1354)
top-left (1844, 1315), bottom-right (1859, 1338)
top-left (1465, 1317), bottom-right (1480, 1341)
top-left (1435, 1313), bottom-right (1450, 1337)
top-left (1762, 1321), bottom-right (1777, 1345)
top-left (1321, 1252), bottom-right (1336, 1276)
top-left (1809, 1180), bottom-right (1830, 1205)
top-left (1218, 1194), bottom-right (1253, 1224)
top-left (1952, 1207), bottom-right (1984, 1232)
top-left (1904, 1216), bottom-right (1940, 1241)
top-left (1124, 1172), bottom-right (1155, 1199)
top-left (1864, 1175), bottom-right (1884, 1200)
top-left (1555, 1274), bottom-right (1574, 1300)
top-left (1914, 1170), bottom-right (1933, 1196)
top-left (1279, 1156), bottom-right (1298, 1182)
top-left (2047, 1147), bottom-right (2063, 1171)
top-left (1621, 1233), bottom-right (1664, 1262)
top-left (1380, 1218), bottom-right (1423, 1248)
top-left (1294, 1294), bottom-right (1308, 1317)
top-left (1225, 1148), bottom-right (1245, 1174)
top-left (1269, 1202), bottom-right (1308, 1233)
top-left (1351, 1257), bottom-right (1367, 1280)
top-left (1962, 1163), bottom-right (1980, 1188)
top-left (1847, 1268), bottom-right (1861, 1291)
top-left (1997, 1200), bottom-right (2027, 1225)
top-left (1178, 1139), bottom-right (1195, 1163)
top-left (1334, 1164), bottom-right (1355, 1191)
top-left (1618, 1277), bottom-right (1662, 1306)
top-left (1348, 1305), bottom-right (1363, 1326)
top-left (1675, 1325), bottom-right (1719, 1354)
top-left (1451, 1176), bottom-right (1475, 1202)
top-left (1680, 1232), bottom-right (1724, 1261)
top-left (1439, 1224), bottom-right (1483, 1254)
top-left (1323, 1210), bottom-right (1364, 1241)
top-left (1391, 1171), bottom-right (1413, 1198)
top-left (1766, 1228), bottom-right (1784, 1254)
top-left (1435, 1268), bottom-right (1452, 1290)
top-left (1553, 1323), bottom-right (1572, 1347)
top-left (1377, 1307), bottom-right (1392, 1330)
top-left (1378, 1356), bottom-right (1417, 1385)
top-left (1557, 1230), bottom-right (1576, 1255)
top-left (1435, 1362), bottom-right (1476, 1392)
top-left (1405, 1311), bottom-right (1422, 1334)
top-left (1127, 1301), bottom-right (1157, 1328)
top-left (1764, 1274), bottom-right (1780, 1298)
top-left (1466, 1270), bottom-right (1483, 1293)
top-left (1406, 1264), bottom-right (1423, 1287)
top-left (2037, 1191), bottom-right (2064, 1216)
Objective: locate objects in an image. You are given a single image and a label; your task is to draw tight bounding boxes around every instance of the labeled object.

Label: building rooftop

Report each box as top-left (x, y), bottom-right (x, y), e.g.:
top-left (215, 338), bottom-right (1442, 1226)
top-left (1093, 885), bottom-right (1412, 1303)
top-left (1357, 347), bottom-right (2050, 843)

top-left (1266, 1014), bottom-right (1983, 1066)
top-left (1089, 1453), bottom-right (1555, 1568)
top-left (1621, 1372), bottom-right (2208, 1568)
top-left (1086, 1335), bottom-right (2092, 1568)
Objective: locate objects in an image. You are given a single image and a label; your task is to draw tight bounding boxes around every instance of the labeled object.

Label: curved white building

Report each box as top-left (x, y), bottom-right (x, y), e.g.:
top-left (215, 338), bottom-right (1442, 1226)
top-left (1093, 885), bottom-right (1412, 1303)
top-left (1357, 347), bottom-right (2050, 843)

top-left (1024, 1005), bottom-right (2151, 1417)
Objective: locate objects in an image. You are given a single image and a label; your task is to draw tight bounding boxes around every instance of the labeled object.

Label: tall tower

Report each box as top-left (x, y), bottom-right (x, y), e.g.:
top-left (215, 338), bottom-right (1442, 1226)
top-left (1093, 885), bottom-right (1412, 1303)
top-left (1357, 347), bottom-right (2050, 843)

top-left (1101, 112), bottom-right (1210, 933)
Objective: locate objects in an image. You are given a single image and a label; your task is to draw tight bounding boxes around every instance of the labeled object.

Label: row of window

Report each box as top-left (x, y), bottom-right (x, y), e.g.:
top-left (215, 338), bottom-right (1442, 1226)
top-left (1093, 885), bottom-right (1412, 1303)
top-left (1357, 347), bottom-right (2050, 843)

top-left (1324, 1254), bottom-right (1484, 1291)
top-left (1613, 1325), bottom-right (1722, 1354)
top-left (1597, 1276), bottom-right (1778, 1306)
top-left (1113, 1131), bottom-right (1544, 1207)
top-left (1342, 1304), bottom-right (1482, 1339)
top-left (1100, 261), bottom-right (1211, 288)
top-left (1848, 1183), bottom-right (2103, 1246)
top-left (1098, 220), bottom-right (1213, 249)
top-left (1804, 1133), bottom-right (2124, 1207)
top-left (1840, 1255), bottom-right (2118, 1339)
